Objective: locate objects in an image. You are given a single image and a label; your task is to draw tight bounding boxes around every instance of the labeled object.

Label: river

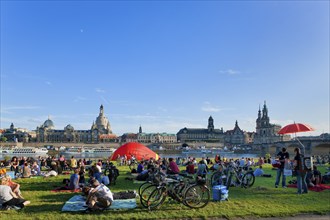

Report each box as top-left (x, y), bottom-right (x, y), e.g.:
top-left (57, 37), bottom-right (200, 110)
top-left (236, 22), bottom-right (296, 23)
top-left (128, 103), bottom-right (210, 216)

top-left (0, 151), bottom-right (258, 161)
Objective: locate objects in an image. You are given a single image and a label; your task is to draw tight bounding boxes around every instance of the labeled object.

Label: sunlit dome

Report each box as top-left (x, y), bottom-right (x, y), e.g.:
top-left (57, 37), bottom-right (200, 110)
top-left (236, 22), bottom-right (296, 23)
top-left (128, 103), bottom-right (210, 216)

top-left (43, 119), bottom-right (54, 129)
top-left (65, 124), bottom-right (74, 131)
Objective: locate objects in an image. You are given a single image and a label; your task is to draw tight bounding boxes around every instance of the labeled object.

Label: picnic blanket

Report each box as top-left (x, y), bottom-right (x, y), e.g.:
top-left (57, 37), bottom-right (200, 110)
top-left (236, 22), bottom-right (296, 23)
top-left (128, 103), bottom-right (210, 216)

top-left (51, 188), bottom-right (81, 193)
top-left (62, 195), bottom-right (137, 212)
top-left (287, 184), bottom-right (330, 192)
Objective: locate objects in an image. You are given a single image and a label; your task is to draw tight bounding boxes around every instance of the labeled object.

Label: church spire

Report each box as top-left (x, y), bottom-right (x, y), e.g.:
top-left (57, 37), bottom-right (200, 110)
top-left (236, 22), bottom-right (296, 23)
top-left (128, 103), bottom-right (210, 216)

top-left (208, 116), bottom-right (214, 132)
top-left (99, 104), bottom-right (104, 115)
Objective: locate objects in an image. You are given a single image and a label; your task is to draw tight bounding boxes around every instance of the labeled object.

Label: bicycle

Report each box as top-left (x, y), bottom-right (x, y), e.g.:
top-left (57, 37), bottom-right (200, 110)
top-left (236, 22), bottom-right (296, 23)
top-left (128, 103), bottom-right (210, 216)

top-left (146, 173), bottom-right (210, 210)
top-left (210, 163), bottom-right (226, 186)
top-left (224, 162), bottom-right (255, 189)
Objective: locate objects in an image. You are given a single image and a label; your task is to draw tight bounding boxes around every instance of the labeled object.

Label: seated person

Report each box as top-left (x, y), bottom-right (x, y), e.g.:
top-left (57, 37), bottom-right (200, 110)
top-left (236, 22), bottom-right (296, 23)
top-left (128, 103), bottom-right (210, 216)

top-left (1, 175), bottom-right (24, 199)
top-left (196, 160), bottom-right (208, 177)
top-left (22, 162), bottom-right (32, 178)
top-left (186, 161), bottom-right (195, 174)
top-left (136, 169), bottom-right (149, 181)
top-left (253, 165), bottom-right (264, 177)
top-left (137, 161), bottom-right (144, 174)
top-left (0, 182), bottom-right (30, 209)
top-left (85, 179), bottom-right (113, 211)
top-left (31, 161), bottom-right (41, 176)
top-left (167, 158), bottom-right (180, 175)
top-left (68, 168), bottom-right (80, 190)
top-left (312, 165), bottom-right (322, 185)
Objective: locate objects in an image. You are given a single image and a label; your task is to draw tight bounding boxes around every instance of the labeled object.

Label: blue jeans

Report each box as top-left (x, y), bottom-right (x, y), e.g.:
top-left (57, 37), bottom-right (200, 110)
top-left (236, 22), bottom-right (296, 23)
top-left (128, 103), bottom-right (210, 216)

top-left (296, 170), bottom-right (308, 194)
top-left (275, 168), bottom-right (286, 187)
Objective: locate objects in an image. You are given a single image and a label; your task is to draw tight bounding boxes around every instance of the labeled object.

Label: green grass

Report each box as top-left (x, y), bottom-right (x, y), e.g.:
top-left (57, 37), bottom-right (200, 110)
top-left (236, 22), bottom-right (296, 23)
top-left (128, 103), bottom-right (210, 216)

top-left (1, 164), bottom-right (329, 220)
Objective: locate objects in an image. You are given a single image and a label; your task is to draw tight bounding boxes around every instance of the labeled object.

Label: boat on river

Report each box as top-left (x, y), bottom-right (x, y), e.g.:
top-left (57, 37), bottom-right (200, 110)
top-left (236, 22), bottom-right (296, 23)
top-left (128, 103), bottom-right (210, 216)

top-left (0, 146), bottom-right (48, 155)
top-left (61, 146), bottom-right (115, 154)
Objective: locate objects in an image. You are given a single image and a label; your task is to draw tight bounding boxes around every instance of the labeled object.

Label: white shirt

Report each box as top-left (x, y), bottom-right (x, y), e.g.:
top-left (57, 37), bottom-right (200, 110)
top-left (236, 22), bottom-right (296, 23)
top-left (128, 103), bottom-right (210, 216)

top-left (95, 184), bottom-right (113, 203)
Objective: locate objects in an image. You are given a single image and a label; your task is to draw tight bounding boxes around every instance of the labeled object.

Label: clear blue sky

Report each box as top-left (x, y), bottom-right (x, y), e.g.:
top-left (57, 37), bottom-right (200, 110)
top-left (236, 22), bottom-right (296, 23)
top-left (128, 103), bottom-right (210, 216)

top-left (1, 1), bottom-right (329, 136)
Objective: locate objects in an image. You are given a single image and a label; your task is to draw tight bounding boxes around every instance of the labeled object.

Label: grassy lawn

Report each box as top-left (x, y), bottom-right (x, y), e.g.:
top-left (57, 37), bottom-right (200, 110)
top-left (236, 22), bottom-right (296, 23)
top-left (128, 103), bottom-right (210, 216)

top-left (0, 164), bottom-right (329, 220)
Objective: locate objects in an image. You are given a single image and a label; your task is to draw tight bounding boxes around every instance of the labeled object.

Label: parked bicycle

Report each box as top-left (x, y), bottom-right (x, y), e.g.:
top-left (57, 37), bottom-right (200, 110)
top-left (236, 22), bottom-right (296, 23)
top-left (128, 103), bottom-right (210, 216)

top-left (210, 162), bottom-right (255, 189)
top-left (146, 173), bottom-right (210, 210)
top-left (224, 162), bottom-right (255, 189)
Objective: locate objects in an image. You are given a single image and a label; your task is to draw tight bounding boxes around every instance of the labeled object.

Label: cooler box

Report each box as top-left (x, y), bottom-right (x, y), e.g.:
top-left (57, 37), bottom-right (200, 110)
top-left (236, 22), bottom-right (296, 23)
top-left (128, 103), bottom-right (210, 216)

top-left (212, 185), bottom-right (228, 201)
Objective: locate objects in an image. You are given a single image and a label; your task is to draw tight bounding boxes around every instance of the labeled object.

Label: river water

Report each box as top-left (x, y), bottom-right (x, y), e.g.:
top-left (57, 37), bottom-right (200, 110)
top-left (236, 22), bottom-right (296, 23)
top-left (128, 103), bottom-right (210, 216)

top-left (0, 151), bottom-right (258, 161)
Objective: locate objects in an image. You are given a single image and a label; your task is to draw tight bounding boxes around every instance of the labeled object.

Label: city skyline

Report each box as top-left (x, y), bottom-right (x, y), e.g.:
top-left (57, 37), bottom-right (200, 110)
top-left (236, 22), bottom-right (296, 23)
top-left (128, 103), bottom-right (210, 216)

top-left (1, 1), bottom-right (329, 136)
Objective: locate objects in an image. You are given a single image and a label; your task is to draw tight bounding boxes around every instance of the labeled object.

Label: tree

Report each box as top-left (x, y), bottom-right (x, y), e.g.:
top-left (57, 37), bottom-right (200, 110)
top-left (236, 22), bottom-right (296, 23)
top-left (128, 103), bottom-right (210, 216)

top-left (1, 136), bottom-right (7, 142)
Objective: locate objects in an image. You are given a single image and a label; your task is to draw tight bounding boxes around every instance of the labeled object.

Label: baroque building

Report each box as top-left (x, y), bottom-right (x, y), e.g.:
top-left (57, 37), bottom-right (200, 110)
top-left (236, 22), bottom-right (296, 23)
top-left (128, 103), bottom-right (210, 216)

top-left (36, 105), bottom-right (116, 143)
top-left (224, 121), bottom-right (245, 145)
top-left (0, 123), bottom-right (30, 143)
top-left (176, 116), bottom-right (225, 143)
top-left (136, 126), bottom-right (177, 143)
top-left (253, 101), bottom-right (283, 144)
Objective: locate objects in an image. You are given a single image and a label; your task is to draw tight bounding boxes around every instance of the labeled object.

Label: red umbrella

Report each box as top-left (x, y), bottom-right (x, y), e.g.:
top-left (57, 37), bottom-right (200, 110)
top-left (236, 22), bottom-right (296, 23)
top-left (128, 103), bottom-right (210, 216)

top-left (278, 123), bottom-right (315, 135)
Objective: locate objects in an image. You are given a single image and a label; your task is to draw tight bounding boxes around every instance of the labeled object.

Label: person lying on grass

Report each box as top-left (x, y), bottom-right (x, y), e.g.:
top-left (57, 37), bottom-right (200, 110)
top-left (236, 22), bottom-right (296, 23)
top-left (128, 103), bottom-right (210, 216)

top-left (0, 178), bottom-right (30, 209)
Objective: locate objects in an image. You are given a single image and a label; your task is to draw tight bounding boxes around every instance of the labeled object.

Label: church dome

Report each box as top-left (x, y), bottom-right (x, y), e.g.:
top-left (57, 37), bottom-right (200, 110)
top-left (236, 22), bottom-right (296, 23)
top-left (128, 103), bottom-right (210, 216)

top-left (43, 119), bottom-right (54, 129)
top-left (65, 124), bottom-right (74, 131)
top-left (94, 105), bottom-right (112, 134)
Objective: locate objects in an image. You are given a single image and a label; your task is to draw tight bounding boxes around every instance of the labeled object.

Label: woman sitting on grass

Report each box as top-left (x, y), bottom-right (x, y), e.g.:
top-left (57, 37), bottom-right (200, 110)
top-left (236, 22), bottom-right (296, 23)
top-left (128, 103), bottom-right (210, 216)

top-left (22, 162), bottom-right (32, 178)
top-left (1, 175), bottom-right (24, 199)
top-left (0, 178), bottom-right (30, 210)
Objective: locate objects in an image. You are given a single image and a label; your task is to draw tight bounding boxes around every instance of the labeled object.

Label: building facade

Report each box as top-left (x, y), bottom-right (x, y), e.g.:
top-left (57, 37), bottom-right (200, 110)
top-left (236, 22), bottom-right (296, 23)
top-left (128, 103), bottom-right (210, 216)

top-left (136, 126), bottom-right (177, 143)
top-left (36, 105), bottom-right (115, 143)
top-left (253, 101), bottom-right (286, 144)
top-left (177, 116), bottom-right (225, 143)
top-left (0, 123), bottom-right (30, 143)
top-left (224, 121), bottom-right (246, 145)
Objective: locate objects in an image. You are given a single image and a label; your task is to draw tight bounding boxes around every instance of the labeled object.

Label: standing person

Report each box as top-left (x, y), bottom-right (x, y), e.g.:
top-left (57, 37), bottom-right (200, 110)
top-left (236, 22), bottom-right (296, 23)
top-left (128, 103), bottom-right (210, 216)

top-left (293, 147), bottom-right (308, 194)
top-left (275, 147), bottom-right (289, 188)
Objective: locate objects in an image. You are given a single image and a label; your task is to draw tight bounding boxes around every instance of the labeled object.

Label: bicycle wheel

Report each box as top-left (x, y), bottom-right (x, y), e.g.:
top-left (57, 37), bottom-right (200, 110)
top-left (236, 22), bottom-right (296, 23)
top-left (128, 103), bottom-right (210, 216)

top-left (210, 171), bottom-right (224, 186)
top-left (138, 182), bottom-right (152, 197)
top-left (147, 186), bottom-right (167, 210)
top-left (140, 184), bottom-right (158, 208)
top-left (183, 184), bottom-right (210, 209)
top-left (242, 172), bottom-right (255, 188)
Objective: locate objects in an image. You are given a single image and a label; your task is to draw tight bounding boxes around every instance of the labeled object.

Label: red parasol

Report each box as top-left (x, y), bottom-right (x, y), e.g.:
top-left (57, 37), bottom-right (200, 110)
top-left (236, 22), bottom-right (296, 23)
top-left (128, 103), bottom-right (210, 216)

top-left (278, 122), bottom-right (315, 155)
top-left (278, 123), bottom-right (315, 135)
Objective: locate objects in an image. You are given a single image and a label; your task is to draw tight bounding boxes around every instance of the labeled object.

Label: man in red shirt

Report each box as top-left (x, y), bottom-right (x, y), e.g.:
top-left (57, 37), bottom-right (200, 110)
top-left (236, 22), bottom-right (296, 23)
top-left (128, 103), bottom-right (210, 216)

top-left (168, 158), bottom-right (180, 174)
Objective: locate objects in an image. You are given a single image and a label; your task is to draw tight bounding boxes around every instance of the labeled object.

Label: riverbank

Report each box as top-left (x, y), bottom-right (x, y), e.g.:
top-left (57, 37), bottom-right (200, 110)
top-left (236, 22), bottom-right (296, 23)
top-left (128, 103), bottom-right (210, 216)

top-left (0, 164), bottom-right (329, 220)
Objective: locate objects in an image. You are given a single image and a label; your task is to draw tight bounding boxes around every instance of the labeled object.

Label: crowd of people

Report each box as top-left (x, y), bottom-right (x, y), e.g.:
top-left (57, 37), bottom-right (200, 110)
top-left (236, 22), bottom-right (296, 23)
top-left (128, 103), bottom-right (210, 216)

top-left (0, 151), bottom-right (329, 211)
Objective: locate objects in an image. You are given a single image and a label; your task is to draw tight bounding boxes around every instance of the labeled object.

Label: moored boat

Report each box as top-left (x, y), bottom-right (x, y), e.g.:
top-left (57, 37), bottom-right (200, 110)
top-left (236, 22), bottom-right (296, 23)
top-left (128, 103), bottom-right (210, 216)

top-left (0, 146), bottom-right (48, 155)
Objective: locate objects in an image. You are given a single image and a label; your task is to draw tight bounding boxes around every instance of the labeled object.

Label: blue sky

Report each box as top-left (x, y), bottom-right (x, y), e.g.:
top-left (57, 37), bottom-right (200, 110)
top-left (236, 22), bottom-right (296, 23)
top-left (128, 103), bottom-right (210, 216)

top-left (1, 1), bottom-right (329, 136)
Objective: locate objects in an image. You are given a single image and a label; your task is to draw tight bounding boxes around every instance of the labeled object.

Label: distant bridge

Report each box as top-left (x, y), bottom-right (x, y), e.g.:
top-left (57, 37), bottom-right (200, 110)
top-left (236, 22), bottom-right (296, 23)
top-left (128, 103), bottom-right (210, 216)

top-left (259, 136), bottom-right (330, 156)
